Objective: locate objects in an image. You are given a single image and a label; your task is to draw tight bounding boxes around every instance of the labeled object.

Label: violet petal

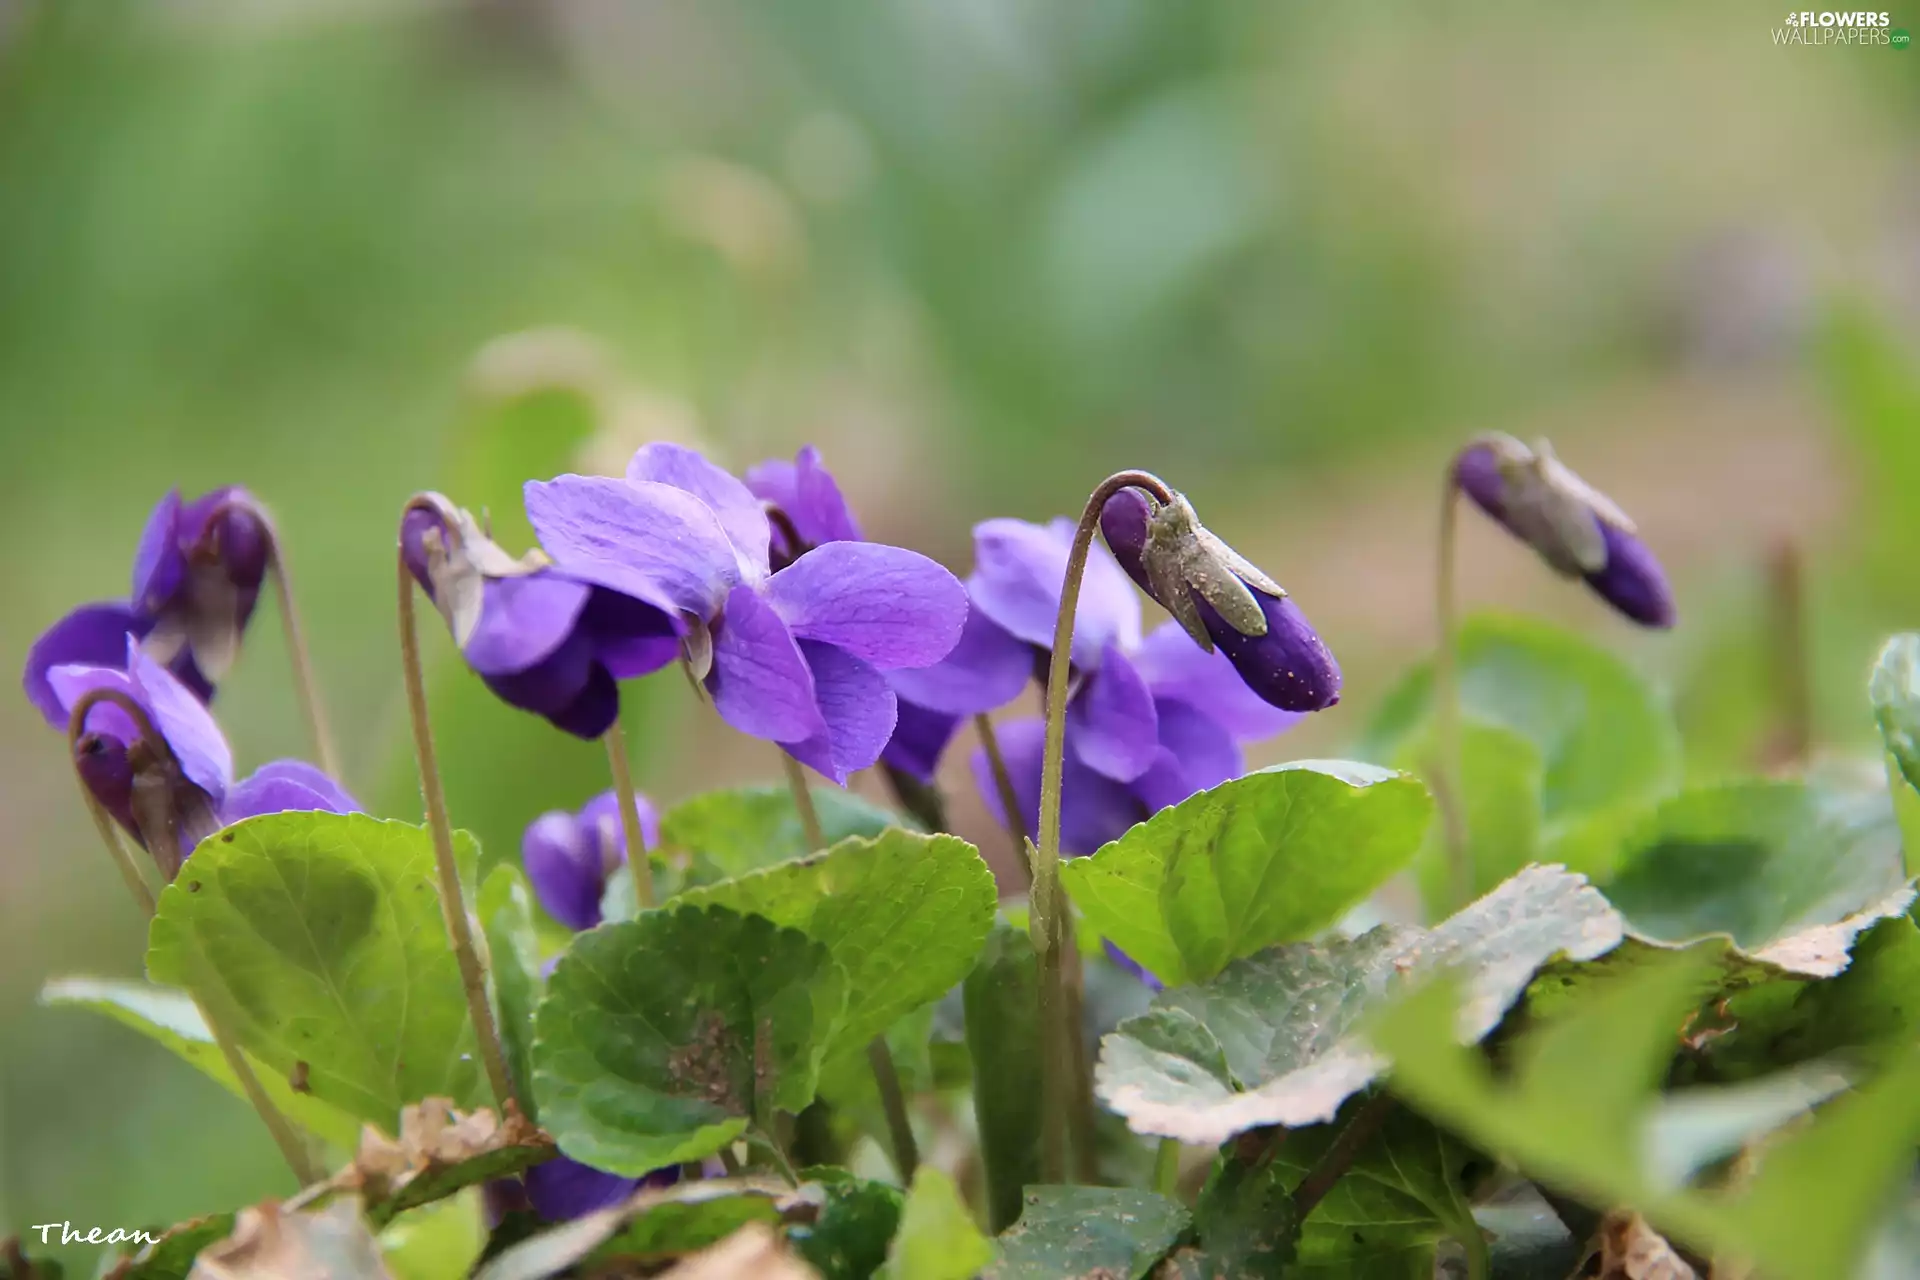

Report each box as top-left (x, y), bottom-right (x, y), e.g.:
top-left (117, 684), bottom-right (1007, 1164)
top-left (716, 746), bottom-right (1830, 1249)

top-left (882, 606), bottom-right (1033, 717)
top-left (1131, 620), bottom-right (1304, 742)
top-left (705, 585), bottom-right (825, 745)
top-left (525, 474), bottom-right (737, 618)
top-left (626, 442), bottom-right (771, 580)
top-left (763, 542), bottom-right (968, 670)
top-left (524, 1156), bottom-right (644, 1221)
top-left (131, 489), bottom-right (186, 614)
top-left (23, 603), bottom-right (151, 728)
top-left (223, 761), bottom-right (362, 825)
top-left (968, 518), bottom-right (1139, 666)
top-left (128, 643), bottom-right (234, 798)
top-left (1066, 644), bottom-right (1160, 783)
top-left (880, 699), bottom-right (962, 783)
top-left (781, 640), bottom-right (897, 785)
top-left (460, 573), bottom-right (593, 677)
top-left (1131, 698), bottom-right (1242, 815)
top-left (522, 810), bottom-right (606, 932)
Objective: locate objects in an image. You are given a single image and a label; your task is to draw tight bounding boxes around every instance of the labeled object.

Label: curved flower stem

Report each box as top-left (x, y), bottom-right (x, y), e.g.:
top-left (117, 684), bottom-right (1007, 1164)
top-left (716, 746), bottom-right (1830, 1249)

top-left (604, 727), bottom-right (654, 913)
top-left (866, 1036), bottom-right (920, 1181)
top-left (199, 496), bottom-right (339, 778)
top-left (778, 748), bottom-right (920, 1179)
top-left (974, 713), bottom-right (1030, 891)
top-left (748, 1127), bottom-right (800, 1186)
top-left (1035, 470), bottom-right (1177, 1184)
top-left (267, 542), bottom-right (340, 780)
top-left (65, 695), bottom-right (318, 1186)
top-left (397, 554), bottom-right (517, 1113)
top-left (1433, 480), bottom-right (1472, 912)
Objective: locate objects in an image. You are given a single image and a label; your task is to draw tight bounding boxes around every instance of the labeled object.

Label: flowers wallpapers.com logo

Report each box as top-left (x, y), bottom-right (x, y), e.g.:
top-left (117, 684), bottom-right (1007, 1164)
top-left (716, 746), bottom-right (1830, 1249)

top-left (1774, 9), bottom-right (1907, 43)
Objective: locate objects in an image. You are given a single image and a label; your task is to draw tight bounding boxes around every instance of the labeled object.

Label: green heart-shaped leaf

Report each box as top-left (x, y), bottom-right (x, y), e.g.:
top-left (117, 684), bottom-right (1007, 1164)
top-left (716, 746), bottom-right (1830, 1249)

top-left (1061, 760), bottom-right (1433, 987)
top-left (531, 905), bottom-right (847, 1175)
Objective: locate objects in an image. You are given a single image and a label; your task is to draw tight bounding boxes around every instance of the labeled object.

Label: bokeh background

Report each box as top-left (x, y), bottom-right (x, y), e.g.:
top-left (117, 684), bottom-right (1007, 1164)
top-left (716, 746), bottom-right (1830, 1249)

top-left (4, 0), bottom-right (1918, 1260)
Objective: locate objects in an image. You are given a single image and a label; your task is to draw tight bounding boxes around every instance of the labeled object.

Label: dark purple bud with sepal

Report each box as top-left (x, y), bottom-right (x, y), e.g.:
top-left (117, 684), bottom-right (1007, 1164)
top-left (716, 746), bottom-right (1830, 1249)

top-left (1451, 433), bottom-right (1676, 628)
top-left (402, 495), bottom-right (683, 740)
top-left (521, 789), bottom-right (658, 932)
top-left (1099, 487), bottom-right (1340, 712)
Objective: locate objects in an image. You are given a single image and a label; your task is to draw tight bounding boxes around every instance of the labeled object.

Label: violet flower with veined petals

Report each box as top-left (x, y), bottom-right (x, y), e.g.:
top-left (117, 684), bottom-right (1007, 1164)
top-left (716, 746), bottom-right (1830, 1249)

top-left (1451, 434), bottom-right (1676, 628)
top-left (522, 789), bottom-right (658, 931)
top-left (402, 497), bottom-right (683, 740)
top-left (46, 637), bottom-right (357, 869)
top-left (1099, 488), bottom-right (1341, 713)
top-left (745, 448), bottom-right (1032, 784)
top-left (526, 443), bottom-right (968, 784)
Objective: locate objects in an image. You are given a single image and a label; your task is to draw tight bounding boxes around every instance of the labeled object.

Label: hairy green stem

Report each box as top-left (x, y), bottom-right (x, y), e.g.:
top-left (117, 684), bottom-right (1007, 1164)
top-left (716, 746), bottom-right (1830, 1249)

top-left (604, 727), bottom-right (654, 912)
top-left (397, 553), bottom-right (517, 1113)
top-left (1034, 470), bottom-right (1176, 1184)
top-left (1153, 1138), bottom-right (1182, 1198)
top-left (1434, 479), bottom-right (1472, 912)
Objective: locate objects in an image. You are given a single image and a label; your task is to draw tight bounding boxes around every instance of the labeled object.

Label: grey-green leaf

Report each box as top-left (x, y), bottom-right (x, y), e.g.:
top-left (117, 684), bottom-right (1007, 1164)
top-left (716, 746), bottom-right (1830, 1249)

top-left (144, 812), bottom-right (487, 1127)
top-left (1096, 865), bottom-right (1622, 1143)
top-left (1604, 780), bottom-right (1914, 977)
top-left (1061, 761), bottom-right (1434, 987)
top-left (674, 830), bottom-right (995, 1056)
top-left (530, 905), bottom-right (847, 1175)
top-left (987, 1187), bottom-right (1190, 1280)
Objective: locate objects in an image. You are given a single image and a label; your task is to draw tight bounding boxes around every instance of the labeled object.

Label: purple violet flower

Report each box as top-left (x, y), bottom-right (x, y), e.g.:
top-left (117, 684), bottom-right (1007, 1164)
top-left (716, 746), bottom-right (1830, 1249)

top-left (402, 496), bottom-right (683, 740)
top-left (1451, 434), bottom-right (1676, 628)
top-left (964, 518), bottom-right (1303, 855)
top-left (46, 637), bottom-right (357, 872)
top-left (21, 485), bottom-right (275, 726)
top-left (525, 443), bottom-right (969, 784)
top-left (1099, 488), bottom-right (1341, 713)
top-left (523, 1157), bottom-right (679, 1222)
top-left (521, 789), bottom-right (658, 932)
top-left (745, 448), bottom-right (1032, 784)
top-left (132, 487), bottom-right (273, 685)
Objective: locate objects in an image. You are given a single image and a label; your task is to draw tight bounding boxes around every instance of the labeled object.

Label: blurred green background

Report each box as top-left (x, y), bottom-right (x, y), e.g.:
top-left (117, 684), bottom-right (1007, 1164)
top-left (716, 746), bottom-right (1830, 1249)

top-left (4, 0), bottom-right (1918, 1260)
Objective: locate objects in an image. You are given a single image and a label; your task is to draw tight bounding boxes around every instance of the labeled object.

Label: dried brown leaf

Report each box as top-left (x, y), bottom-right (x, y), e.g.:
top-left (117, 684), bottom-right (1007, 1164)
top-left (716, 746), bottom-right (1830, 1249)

top-left (191, 1200), bottom-right (391, 1280)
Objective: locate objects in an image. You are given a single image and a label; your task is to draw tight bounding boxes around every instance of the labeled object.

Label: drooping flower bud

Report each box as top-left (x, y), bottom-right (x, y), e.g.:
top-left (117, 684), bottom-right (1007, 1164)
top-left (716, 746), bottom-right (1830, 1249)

top-left (1099, 487), bottom-right (1341, 712)
top-left (134, 487), bottom-right (274, 684)
top-left (402, 495), bottom-right (683, 740)
top-left (1451, 434), bottom-right (1676, 628)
